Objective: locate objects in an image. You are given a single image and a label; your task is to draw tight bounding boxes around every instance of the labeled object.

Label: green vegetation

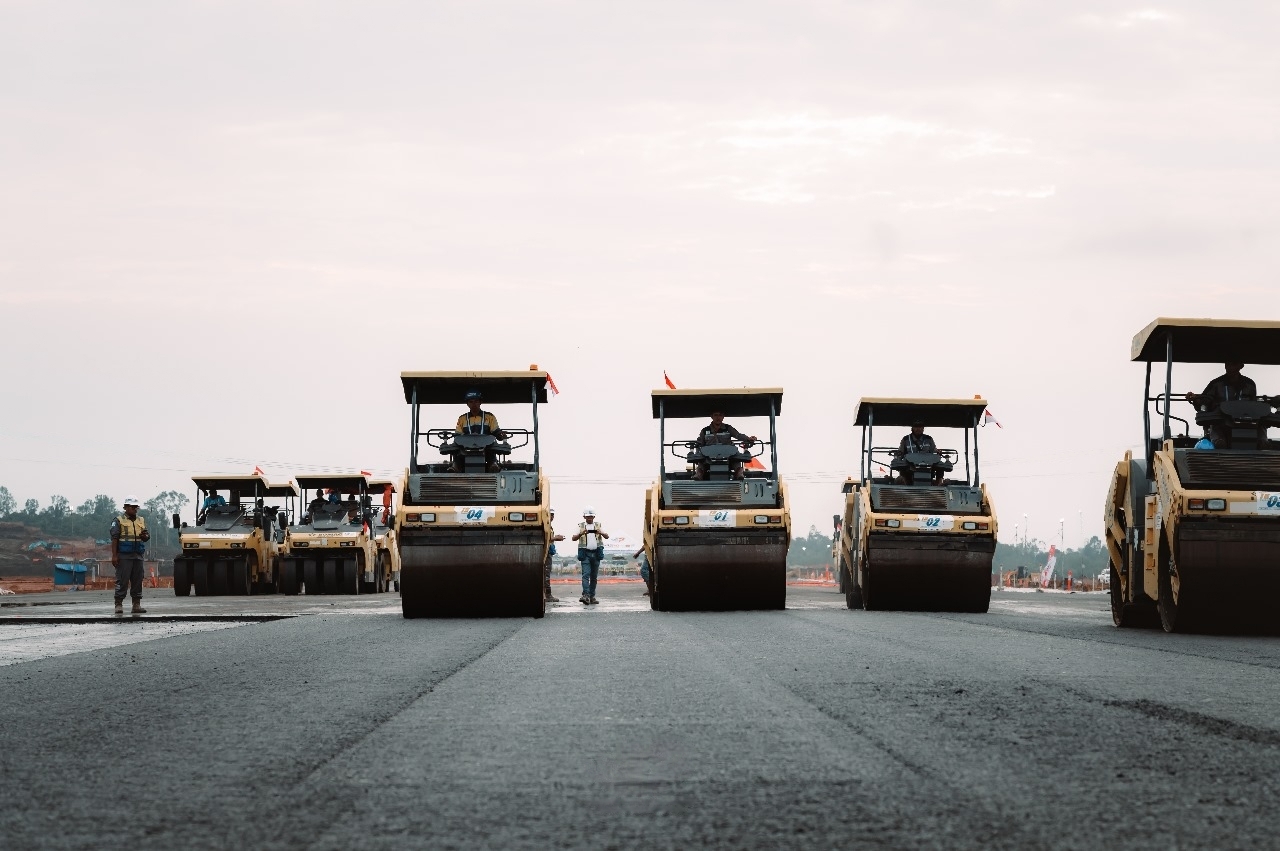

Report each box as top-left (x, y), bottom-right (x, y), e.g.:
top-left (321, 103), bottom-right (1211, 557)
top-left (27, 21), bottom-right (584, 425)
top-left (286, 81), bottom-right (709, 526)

top-left (994, 536), bottom-right (1107, 580)
top-left (0, 487), bottom-right (189, 557)
top-left (788, 526), bottom-right (833, 566)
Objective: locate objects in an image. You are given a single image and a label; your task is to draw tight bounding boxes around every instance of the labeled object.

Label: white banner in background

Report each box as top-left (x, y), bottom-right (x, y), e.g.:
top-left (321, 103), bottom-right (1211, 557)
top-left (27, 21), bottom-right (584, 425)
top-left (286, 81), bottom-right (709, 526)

top-left (1040, 545), bottom-right (1058, 588)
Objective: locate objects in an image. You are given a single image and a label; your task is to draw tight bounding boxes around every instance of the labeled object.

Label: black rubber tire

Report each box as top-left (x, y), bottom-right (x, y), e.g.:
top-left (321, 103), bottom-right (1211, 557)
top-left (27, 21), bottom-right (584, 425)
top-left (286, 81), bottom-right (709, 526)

top-left (393, 579), bottom-right (400, 593)
top-left (323, 560), bottom-right (339, 595)
top-left (192, 560), bottom-right (210, 596)
top-left (231, 558), bottom-right (251, 596)
top-left (280, 561), bottom-right (300, 595)
top-left (843, 557), bottom-right (863, 610)
top-left (210, 561), bottom-right (229, 596)
top-left (1112, 557), bottom-right (1159, 629)
top-left (173, 560), bottom-right (191, 597)
top-left (1158, 545), bottom-right (1195, 633)
top-left (304, 560), bottom-right (322, 595)
top-left (342, 559), bottom-right (359, 595)
top-left (862, 567), bottom-right (884, 611)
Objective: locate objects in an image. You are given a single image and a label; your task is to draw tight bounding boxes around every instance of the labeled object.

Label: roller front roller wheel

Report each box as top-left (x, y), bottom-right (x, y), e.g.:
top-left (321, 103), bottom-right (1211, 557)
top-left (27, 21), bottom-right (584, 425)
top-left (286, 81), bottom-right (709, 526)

top-left (323, 560), bottom-right (339, 595)
top-left (342, 559), bottom-right (359, 595)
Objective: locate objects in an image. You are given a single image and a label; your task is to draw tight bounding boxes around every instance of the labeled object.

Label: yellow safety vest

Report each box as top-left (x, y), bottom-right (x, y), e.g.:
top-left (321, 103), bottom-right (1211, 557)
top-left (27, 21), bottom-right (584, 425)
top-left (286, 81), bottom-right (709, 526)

top-left (456, 411), bottom-right (500, 435)
top-left (116, 514), bottom-right (148, 554)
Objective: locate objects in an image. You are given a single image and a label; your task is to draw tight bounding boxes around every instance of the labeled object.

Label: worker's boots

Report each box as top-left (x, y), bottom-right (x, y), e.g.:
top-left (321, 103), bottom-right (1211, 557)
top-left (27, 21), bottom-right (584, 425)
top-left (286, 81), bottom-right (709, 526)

top-left (131, 601), bottom-right (147, 615)
top-left (113, 600), bottom-right (124, 615)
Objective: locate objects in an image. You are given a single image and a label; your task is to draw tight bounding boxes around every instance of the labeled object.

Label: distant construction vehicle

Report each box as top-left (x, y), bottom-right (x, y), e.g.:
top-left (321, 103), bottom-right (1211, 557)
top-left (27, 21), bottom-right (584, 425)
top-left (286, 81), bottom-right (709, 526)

top-left (172, 475), bottom-right (298, 596)
top-left (281, 475), bottom-right (391, 595)
top-left (836, 399), bottom-right (997, 612)
top-left (396, 371), bottom-right (552, 618)
top-left (1104, 318), bottom-right (1280, 632)
top-left (368, 479), bottom-right (403, 593)
top-left (644, 388), bottom-right (790, 611)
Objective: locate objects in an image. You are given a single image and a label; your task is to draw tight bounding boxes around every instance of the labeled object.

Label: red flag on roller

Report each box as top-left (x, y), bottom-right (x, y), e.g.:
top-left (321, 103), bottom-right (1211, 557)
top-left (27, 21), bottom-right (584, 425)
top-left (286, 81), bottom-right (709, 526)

top-left (664, 371), bottom-right (677, 390)
top-left (546, 373), bottom-right (560, 396)
top-left (360, 470), bottom-right (372, 476)
top-left (252, 465), bottom-right (264, 475)
top-left (745, 456), bottom-right (766, 471)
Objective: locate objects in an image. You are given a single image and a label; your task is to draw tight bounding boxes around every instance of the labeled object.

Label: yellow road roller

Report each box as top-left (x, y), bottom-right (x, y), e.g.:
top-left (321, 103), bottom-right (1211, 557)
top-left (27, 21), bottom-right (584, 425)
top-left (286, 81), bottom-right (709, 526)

top-left (172, 475), bottom-right (298, 596)
top-left (1104, 318), bottom-right (1280, 632)
top-left (368, 479), bottom-right (403, 593)
top-left (282, 475), bottom-right (390, 595)
top-left (644, 388), bottom-right (790, 611)
top-left (396, 371), bottom-right (551, 618)
top-left (836, 398), bottom-right (998, 612)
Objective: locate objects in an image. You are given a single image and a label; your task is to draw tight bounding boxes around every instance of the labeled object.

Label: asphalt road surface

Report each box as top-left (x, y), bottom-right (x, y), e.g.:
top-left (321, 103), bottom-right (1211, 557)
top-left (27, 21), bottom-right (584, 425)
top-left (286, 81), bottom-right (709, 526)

top-left (2, 584), bottom-right (1279, 850)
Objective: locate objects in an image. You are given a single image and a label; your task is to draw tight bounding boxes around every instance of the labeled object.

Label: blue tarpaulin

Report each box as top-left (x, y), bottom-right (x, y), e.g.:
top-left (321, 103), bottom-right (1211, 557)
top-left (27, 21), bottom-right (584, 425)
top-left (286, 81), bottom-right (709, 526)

top-left (53, 562), bottom-right (88, 585)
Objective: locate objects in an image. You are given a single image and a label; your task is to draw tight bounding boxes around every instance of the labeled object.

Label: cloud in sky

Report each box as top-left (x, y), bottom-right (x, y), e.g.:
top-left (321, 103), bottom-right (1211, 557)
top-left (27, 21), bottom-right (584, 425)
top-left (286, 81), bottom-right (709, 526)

top-left (0, 0), bottom-right (1278, 544)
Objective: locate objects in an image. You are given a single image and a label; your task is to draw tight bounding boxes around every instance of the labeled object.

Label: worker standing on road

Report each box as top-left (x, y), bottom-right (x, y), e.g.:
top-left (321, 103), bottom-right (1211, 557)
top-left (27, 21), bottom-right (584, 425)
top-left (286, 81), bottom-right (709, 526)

top-left (110, 496), bottom-right (150, 616)
top-left (545, 508), bottom-right (566, 603)
top-left (572, 507), bottom-right (609, 605)
top-left (634, 546), bottom-right (651, 597)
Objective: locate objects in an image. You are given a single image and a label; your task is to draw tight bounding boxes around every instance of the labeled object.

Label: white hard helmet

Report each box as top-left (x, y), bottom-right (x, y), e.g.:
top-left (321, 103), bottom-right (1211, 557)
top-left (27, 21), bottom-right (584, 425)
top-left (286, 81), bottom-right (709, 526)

top-left (583, 506), bottom-right (595, 517)
top-left (123, 495), bottom-right (140, 507)
top-left (549, 507), bottom-right (556, 516)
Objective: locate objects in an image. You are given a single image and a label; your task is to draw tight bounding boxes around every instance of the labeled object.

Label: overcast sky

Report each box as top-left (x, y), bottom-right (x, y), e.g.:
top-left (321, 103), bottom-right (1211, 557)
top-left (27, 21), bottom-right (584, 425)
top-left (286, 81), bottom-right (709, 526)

top-left (1, 1), bottom-right (1277, 547)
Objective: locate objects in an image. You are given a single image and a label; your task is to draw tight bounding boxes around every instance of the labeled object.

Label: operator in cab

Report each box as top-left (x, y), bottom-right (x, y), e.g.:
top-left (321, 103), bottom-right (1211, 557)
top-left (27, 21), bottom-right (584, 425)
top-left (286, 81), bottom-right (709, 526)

top-left (1186, 362), bottom-right (1259, 449)
top-left (895, 421), bottom-right (943, 485)
top-left (1186, 363), bottom-right (1256, 410)
top-left (896, 421), bottom-right (937, 456)
top-left (692, 411), bottom-right (757, 481)
top-left (198, 489), bottom-right (227, 523)
top-left (451, 390), bottom-right (509, 473)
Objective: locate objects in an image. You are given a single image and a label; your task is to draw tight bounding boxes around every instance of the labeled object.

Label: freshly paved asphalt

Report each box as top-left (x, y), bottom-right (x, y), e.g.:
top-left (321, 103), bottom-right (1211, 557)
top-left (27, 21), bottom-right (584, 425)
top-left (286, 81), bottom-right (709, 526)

top-left (2, 584), bottom-right (1278, 849)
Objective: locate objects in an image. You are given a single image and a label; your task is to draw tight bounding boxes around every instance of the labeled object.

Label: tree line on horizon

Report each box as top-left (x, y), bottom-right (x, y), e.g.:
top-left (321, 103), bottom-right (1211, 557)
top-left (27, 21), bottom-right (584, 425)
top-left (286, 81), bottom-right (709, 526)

top-left (787, 524), bottom-right (1109, 578)
top-left (0, 487), bottom-right (188, 557)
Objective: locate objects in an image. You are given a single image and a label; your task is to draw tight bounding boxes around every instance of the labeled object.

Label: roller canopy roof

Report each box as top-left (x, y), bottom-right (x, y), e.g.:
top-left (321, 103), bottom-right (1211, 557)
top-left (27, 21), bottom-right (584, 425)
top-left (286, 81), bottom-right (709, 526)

top-left (651, 388), bottom-right (784, 419)
top-left (295, 475), bottom-right (369, 493)
top-left (401, 371), bottom-right (549, 404)
top-left (1131, 318), bottom-right (1280, 364)
top-left (191, 475), bottom-right (298, 497)
top-left (854, 398), bottom-right (989, 428)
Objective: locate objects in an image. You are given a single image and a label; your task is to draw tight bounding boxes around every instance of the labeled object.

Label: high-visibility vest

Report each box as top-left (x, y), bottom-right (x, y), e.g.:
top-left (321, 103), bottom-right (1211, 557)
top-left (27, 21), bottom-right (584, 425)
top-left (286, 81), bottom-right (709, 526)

top-left (577, 522), bottom-right (604, 553)
top-left (116, 514), bottom-right (148, 555)
top-left (456, 411), bottom-right (500, 435)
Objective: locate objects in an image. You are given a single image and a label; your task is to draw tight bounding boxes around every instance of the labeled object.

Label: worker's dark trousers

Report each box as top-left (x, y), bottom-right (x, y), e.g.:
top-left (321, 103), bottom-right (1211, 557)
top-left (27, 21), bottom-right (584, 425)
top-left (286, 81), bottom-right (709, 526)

top-left (579, 549), bottom-right (602, 598)
top-left (115, 556), bottom-right (144, 603)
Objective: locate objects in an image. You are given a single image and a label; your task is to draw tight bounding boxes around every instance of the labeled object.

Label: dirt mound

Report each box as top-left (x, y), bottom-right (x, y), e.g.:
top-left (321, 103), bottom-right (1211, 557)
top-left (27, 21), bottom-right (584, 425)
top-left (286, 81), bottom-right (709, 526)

top-left (0, 522), bottom-right (111, 576)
